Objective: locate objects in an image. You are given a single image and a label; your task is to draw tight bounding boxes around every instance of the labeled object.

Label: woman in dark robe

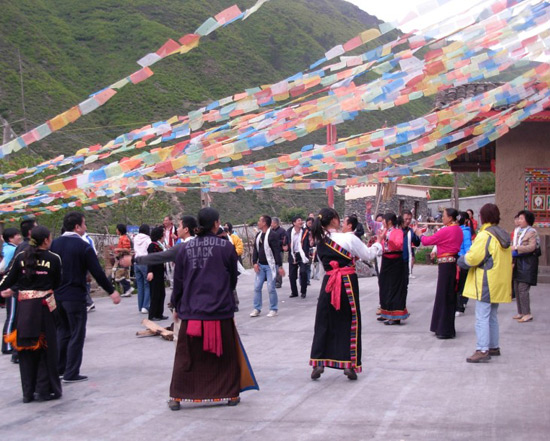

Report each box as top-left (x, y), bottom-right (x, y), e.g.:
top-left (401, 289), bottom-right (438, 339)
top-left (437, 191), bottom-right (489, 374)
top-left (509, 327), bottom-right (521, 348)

top-left (310, 208), bottom-right (382, 381)
top-left (168, 207), bottom-right (258, 410)
top-left (416, 208), bottom-right (463, 339)
top-left (0, 226), bottom-right (62, 402)
top-left (378, 213), bottom-right (408, 325)
top-left (147, 227), bottom-right (167, 321)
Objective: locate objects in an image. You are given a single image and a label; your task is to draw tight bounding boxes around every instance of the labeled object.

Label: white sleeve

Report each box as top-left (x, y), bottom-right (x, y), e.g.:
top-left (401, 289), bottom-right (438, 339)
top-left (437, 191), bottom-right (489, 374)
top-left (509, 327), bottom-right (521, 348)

top-left (349, 235), bottom-right (382, 261)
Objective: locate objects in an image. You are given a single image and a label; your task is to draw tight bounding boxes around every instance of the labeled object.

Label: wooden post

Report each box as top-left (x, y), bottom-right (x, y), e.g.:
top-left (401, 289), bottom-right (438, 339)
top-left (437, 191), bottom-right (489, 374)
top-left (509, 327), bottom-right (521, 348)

top-left (453, 173), bottom-right (460, 209)
top-left (326, 125), bottom-right (337, 208)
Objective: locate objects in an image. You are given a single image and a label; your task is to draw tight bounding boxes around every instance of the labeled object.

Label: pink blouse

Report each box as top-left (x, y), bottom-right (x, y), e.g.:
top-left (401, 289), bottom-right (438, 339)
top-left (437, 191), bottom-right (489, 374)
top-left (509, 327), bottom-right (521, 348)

top-left (420, 224), bottom-right (463, 256)
top-left (383, 228), bottom-right (404, 258)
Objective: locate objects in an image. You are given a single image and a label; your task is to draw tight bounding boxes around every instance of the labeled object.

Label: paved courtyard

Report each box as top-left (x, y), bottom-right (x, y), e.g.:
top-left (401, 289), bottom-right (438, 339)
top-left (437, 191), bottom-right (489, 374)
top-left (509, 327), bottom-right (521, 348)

top-left (1, 265), bottom-right (549, 440)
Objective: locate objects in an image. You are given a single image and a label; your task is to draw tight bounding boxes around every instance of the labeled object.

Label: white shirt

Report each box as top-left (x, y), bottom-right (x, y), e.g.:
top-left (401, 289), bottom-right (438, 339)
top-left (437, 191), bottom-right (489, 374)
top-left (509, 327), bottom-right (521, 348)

top-left (328, 231), bottom-right (382, 262)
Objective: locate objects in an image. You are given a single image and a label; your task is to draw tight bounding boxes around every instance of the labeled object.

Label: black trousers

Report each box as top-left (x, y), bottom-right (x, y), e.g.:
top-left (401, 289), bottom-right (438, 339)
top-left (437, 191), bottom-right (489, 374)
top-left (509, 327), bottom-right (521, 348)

top-left (56, 299), bottom-right (87, 380)
top-left (289, 254), bottom-right (308, 296)
top-left (2, 295), bottom-right (16, 354)
top-left (19, 312), bottom-right (62, 400)
top-left (148, 274), bottom-right (166, 319)
top-left (275, 252), bottom-right (283, 287)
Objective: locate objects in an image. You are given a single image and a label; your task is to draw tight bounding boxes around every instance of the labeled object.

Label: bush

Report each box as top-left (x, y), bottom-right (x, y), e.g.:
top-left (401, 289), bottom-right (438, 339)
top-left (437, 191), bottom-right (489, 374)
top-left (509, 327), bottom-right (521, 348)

top-left (280, 207), bottom-right (308, 223)
top-left (414, 247), bottom-right (435, 265)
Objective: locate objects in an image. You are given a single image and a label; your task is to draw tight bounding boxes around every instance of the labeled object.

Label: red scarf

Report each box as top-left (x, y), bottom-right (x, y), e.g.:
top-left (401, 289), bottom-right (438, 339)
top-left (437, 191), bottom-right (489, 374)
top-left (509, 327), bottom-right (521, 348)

top-left (325, 260), bottom-right (356, 310)
top-left (186, 320), bottom-right (222, 357)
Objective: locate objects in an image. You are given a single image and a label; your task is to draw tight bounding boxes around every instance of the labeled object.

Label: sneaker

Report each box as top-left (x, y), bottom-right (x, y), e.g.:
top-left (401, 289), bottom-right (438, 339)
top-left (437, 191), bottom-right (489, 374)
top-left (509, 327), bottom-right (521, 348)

top-left (249, 309), bottom-right (261, 317)
top-left (87, 303), bottom-right (95, 312)
top-left (62, 375), bottom-right (88, 383)
top-left (266, 310), bottom-right (278, 317)
top-left (121, 289), bottom-right (133, 297)
top-left (409, 275), bottom-right (416, 279)
top-left (141, 308), bottom-right (149, 314)
top-left (488, 347), bottom-right (501, 356)
top-left (455, 311), bottom-right (464, 317)
top-left (466, 351), bottom-right (491, 363)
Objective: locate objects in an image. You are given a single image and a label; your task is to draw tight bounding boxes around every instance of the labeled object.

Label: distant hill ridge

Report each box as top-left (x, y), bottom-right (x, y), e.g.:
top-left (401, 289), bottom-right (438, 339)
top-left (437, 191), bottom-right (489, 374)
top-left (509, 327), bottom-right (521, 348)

top-left (0, 0), bottom-right (429, 227)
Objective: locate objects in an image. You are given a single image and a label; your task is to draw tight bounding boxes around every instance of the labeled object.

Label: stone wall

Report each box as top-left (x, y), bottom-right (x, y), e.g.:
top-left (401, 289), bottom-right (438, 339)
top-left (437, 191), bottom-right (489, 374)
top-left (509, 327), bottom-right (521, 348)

top-left (345, 196), bottom-right (428, 224)
top-left (495, 122), bottom-right (550, 267)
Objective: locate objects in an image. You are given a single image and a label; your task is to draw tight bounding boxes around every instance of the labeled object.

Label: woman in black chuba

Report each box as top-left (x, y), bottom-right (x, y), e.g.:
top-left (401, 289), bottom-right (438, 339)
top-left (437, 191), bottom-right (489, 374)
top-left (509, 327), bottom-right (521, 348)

top-left (168, 207), bottom-right (258, 410)
top-left (310, 208), bottom-right (382, 381)
top-left (0, 226), bottom-right (62, 403)
top-left (147, 226), bottom-right (168, 321)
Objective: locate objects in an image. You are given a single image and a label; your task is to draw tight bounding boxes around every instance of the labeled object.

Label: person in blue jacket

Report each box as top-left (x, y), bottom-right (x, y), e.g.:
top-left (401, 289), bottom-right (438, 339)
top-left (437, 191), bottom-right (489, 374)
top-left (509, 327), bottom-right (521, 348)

top-left (456, 211), bottom-right (474, 315)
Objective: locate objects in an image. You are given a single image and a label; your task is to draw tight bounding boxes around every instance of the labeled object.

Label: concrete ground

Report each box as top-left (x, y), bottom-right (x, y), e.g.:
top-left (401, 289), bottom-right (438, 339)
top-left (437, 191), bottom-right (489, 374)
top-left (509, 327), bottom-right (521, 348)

top-left (1, 265), bottom-right (549, 441)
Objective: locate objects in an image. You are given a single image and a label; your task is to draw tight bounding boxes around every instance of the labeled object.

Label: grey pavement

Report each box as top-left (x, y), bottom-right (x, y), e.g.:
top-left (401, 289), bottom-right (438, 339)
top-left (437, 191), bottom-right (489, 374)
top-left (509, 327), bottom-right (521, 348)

top-left (1, 265), bottom-right (549, 441)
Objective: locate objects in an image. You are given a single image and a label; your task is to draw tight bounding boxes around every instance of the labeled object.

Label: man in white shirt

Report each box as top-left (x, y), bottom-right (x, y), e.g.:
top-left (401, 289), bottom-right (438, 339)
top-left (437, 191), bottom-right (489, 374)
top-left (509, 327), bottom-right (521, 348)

top-left (286, 216), bottom-right (312, 299)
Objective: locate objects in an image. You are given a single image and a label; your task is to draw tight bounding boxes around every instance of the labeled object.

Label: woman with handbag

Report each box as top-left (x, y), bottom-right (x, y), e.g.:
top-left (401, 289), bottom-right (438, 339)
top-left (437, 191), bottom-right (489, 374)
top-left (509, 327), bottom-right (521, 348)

top-left (511, 210), bottom-right (539, 323)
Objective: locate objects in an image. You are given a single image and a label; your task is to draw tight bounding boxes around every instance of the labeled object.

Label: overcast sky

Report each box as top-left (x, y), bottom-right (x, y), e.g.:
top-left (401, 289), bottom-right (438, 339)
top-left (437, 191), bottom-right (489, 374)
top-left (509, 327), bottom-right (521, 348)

top-left (346, 0), bottom-right (485, 33)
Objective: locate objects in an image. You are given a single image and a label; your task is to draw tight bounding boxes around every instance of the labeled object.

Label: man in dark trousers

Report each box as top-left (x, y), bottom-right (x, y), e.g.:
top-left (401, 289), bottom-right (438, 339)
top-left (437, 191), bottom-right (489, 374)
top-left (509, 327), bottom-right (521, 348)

top-left (286, 215), bottom-right (312, 299)
top-left (250, 215), bottom-right (285, 318)
top-left (270, 217), bottom-right (288, 288)
top-left (50, 212), bottom-right (121, 383)
top-left (401, 209), bottom-right (421, 297)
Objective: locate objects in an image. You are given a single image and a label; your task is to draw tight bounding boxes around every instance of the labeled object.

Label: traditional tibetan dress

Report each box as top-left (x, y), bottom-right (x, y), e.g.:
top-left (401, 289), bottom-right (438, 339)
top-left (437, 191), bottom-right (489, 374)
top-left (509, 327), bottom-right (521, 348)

top-left (421, 224), bottom-right (463, 338)
top-left (310, 233), bottom-right (379, 373)
top-left (0, 249), bottom-right (63, 401)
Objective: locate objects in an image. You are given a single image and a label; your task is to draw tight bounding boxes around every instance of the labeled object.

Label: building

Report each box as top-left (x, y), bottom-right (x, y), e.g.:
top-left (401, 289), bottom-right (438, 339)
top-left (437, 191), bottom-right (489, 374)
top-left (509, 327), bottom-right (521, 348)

top-left (345, 183), bottom-right (429, 224)
top-left (437, 83), bottom-right (550, 268)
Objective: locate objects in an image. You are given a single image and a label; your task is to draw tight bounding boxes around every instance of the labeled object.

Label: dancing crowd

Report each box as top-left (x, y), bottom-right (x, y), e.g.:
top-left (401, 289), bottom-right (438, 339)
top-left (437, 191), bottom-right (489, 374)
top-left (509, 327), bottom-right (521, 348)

top-left (0, 202), bottom-right (542, 408)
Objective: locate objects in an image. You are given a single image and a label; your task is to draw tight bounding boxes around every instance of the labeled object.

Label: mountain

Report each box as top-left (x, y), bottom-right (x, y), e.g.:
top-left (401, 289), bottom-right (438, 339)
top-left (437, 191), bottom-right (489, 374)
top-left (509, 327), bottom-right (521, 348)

top-left (0, 0), bottom-right (430, 229)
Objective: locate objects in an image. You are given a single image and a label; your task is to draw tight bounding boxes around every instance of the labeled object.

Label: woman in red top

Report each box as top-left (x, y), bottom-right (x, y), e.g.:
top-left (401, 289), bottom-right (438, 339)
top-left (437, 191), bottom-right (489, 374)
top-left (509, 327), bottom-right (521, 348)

top-left (416, 208), bottom-right (463, 339)
top-left (378, 213), bottom-right (407, 325)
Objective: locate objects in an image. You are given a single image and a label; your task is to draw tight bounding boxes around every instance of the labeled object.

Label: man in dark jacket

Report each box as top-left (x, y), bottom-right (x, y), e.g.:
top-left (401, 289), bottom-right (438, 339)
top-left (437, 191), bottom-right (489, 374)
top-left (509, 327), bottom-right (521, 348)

top-left (250, 215), bottom-right (285, 318)
top-left (270, 217), bottom-right (287, 288)
top-left (286, 215), bottom-right (312, 299)
top-left (50, 212), bottom-right (121, 383)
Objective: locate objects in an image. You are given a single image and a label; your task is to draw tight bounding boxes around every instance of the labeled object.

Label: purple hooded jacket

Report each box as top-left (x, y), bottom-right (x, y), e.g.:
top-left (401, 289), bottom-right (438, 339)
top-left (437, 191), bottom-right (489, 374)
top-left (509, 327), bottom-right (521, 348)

top-left (171, 233), bottom-right (238, 320)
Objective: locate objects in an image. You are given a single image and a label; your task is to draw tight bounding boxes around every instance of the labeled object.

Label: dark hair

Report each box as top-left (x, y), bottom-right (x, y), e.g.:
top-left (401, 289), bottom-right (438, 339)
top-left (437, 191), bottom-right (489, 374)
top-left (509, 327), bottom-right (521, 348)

top-left (150, 226), bottom-right (164, 242)
top-left (444, 207), bottom-right (459, 221)
top-left (479, 203), bottom-right (500, 225)
top-left (383, 212), bottom-right (397, 227)
top-left (3, 228), bottom-right (20, 243)
top-left (197, 207), bottom-right (220, 236)
top-left (116, 224), bottom-right (127, 235)
top-left (63, 212), bottom-right (85, 232)
top-left (20, 219), bottom-right (37, 238)
top-left (345, 214), bottom-right (358, 231)
top-left (466, 209), bottom-right (474, 215)
top-left (375, 213), bottom-right (384, 221)
top-left (458, 211), bottom-right (475, 236)
top-left (458, 211), bottom-right (469, 226)
top-left (261, 215), bottom-right (272, 228)
top-left (181, 215), bottom-right (198, 236)
top-left (138, 224), bottom-right (150, 235)
top-left (291, 214), bottom-right (303, 224)
top-left (22, 226), bottom-right (50, 280)
top-left (311, 208), bottom-right (339, 242)
top-left (401, 209), bottom-right (413, 216)
top-left (224, 221), bottom-right (233, 233)
top-left (517, 210), bottom-right (535, 226)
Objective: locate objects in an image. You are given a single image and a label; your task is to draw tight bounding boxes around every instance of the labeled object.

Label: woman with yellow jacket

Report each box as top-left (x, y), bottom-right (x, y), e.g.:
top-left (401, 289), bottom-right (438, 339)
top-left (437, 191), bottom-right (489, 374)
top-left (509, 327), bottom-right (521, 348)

top-left (458, 204), bottom-right (512, 364)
